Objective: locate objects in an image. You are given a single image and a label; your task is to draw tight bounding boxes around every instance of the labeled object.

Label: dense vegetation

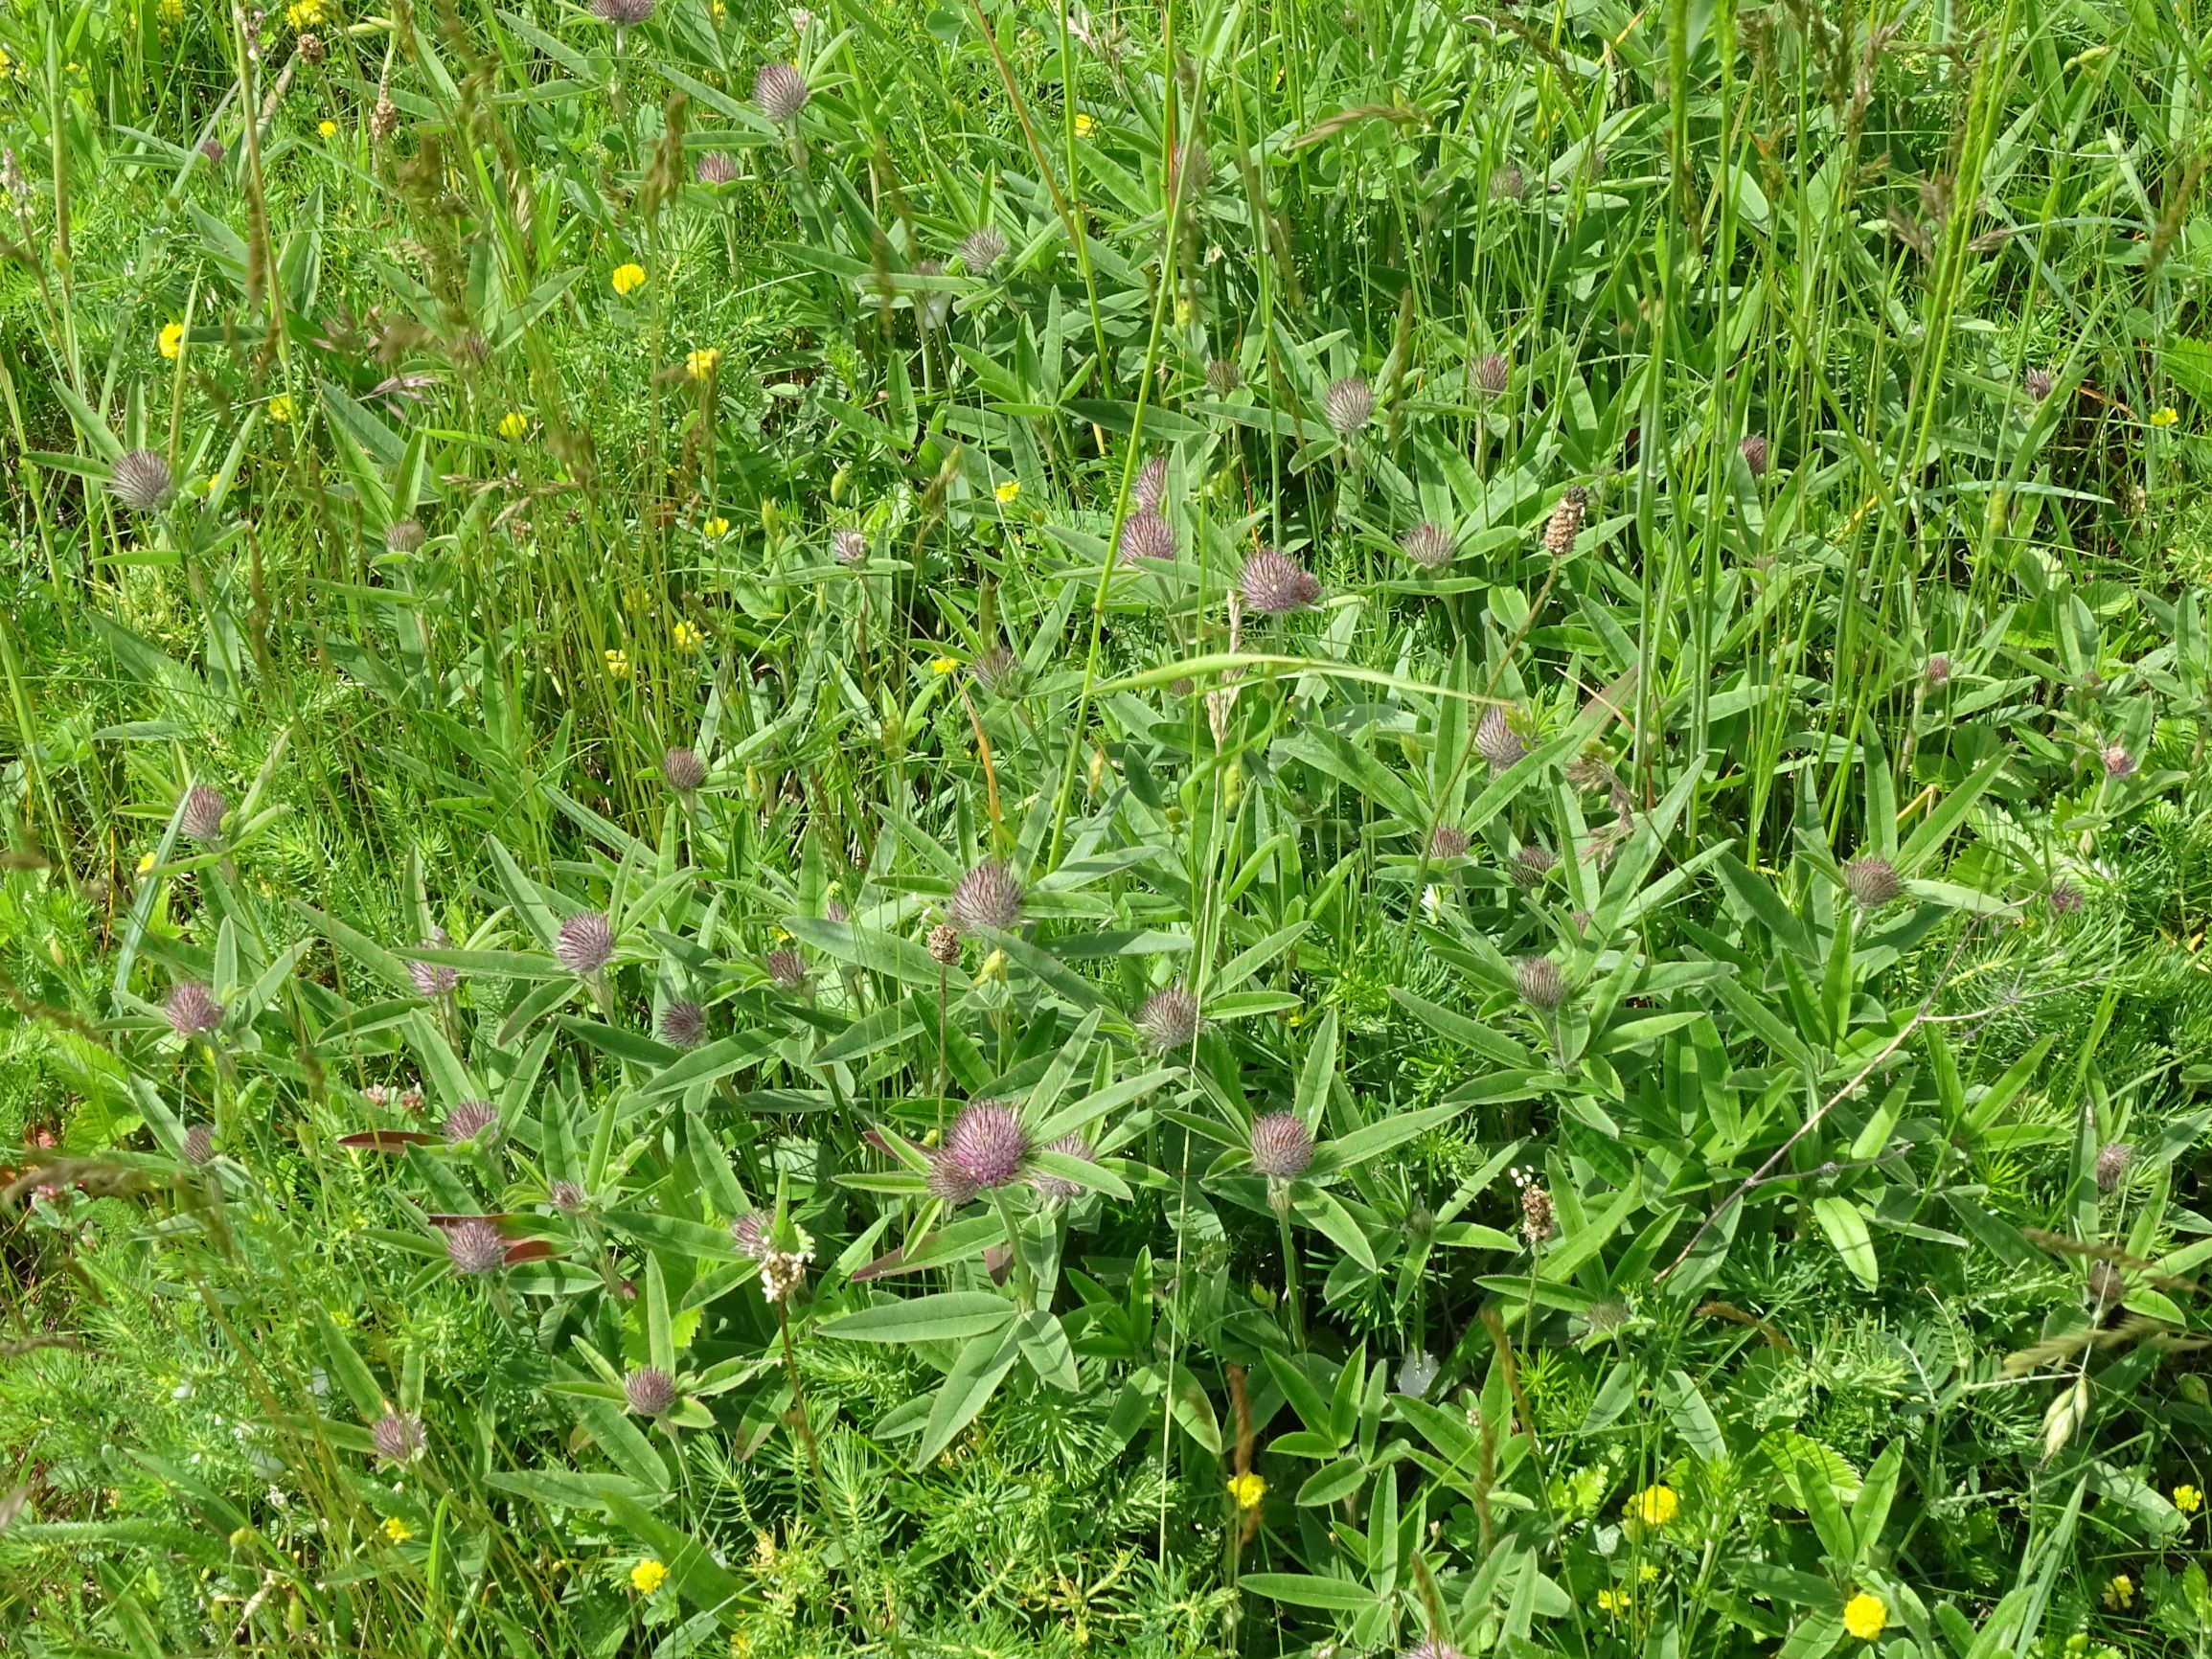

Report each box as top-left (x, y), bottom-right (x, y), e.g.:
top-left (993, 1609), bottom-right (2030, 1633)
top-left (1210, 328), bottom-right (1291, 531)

top-left (3, 0), bottom-right (2211, 1653)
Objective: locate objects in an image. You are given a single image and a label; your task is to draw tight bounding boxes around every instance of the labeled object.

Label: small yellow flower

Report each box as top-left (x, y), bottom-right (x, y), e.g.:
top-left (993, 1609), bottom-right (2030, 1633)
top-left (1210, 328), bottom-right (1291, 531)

top-left (1638, 1563), bottom-right (1659, 1583)
top-left (700, 516), bottom-right (729, 538)
top-left (1074, 112), bottom-right (1095, 137)
top-left (994, 479), bottom-right (1021, 503)
top-left (687, 348), bottom-right (722, 381)
top-left (604, 648), bottom-right (630, 679)
top-left (159, 322), bottom-right (186, 359)
top-left (2102, 1574), bottom-right (2133, 1609)
top-left (1596, 1589), bottom-right (1631, 1616)
top-left (1225, 1472), bottom-right (1266, 1511)
top-left (137, 852), bottom-right (158, 876)
top-left (673, 620), bottom-right (704, 651)
top-left (2176, 1484), bottom-right (2203, 1514)
top-left (1843, 1593), bottom-right (1887, 1640)
top-left (611, 262), bottom-right (648, 297)
top-left (1626, 1484), bottom-right (1678, 1527)
top-left (318, 120), bottom-right (338, 138)
top-left (630, 1557), bottom-right (668, 1594)
top-left (2150, 406), bottom-right (2179, 428)
top-left (160, 0), bottom-right (185, 24)
top-left (498, 412), bottom-right (530, 440)
top-left (285, 0), bottom-right (328, 26)
top-left (382, 1515), bottom-right (413, 1544)
top-left (268, 394), bottom-right (296, 423)
top-left (0, 48), bottom-right (11, 80)
top-left (929, 655), bottom-right (959, 675)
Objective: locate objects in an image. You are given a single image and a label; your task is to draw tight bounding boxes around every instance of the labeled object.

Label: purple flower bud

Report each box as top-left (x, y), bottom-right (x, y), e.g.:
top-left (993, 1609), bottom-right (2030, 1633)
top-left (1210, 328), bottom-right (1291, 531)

top-left (372, 1411), bottom-right (426, 1463)
top-left (659, 1000), bottom-right (706, 1050)
top-left (179, 784), bottom-right (228, 844)
top-left (1249, 1111), bottom-right (1313, 1179)
top-left (444, 1219), bottom-right (505, 1276)
top-left (948, 862), bottom-right (1022, 933)
top-left (625, 1366), bottom-right (676, 1418)
top-left (946, 1100), bottom-right (1028, 1189)
top-left (555, 911), bottom-right (615, 975)
top-left (166, 982), bottom-right (222, 1037)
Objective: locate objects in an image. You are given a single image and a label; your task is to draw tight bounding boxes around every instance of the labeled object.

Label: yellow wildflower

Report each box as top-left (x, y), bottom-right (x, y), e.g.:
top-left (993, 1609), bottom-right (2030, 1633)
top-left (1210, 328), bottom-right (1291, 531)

top-left (701, 516), bottom-right (729, 538)
top-left (0, 48), bottom-right (11, 80)
top-left (2150, 406), bottom-right (2179, 428)
top-left (498, 412), bottom-right (530, 440)
top-left (2102, 1574), bottom-right (2132, 1609)
top-left (673, 620), bottom-right (704, 651)
top-left (382, 1515), bottom-right (413, 1543)
top-left (1626, 1484), bottom-right (1678, 1527)
top-left (268, 394), bottom-right (296, 423)
top-left (930, 655), bottom-right (959, 675)
top-left (1225, 1472), bottom-right (1266, 1511)
top-left (2176, 1484), bottom-right (2202, 1513)
top-left (160, 0), bottom-right (185, 24)
top-left (1843, 1593), bottom-right (1886, 1640)
top-left (604, 649), bottom-right (630, 679)
top-left (1638, 1563), bottom-right (1659, 1583)
top-left (994, 479), bottom-right (1021, 503)
top-left (1075, 112), bottom-right (1095, 137)
top-left (630, 1557), bottom-right (668, 1594)
top-left (160, 322), bottom-right (186, 359)
top-left (285, 0), bottom-right (327, 26)
top-left (687, 348), bottom-right (722, 381)
top-left (137, 852), bottom-right (157, 876)
top-left (1596, 1589), bottom-right (1630, 1616)
top-left (611, 262), bottom-right (648, 296)
top-left (318, 120), bottom-right (338, 138)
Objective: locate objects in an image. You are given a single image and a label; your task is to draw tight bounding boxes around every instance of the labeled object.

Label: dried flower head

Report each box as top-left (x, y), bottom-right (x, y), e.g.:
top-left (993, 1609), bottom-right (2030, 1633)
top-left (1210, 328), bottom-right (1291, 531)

top-left (730, 1211), bottom-right (770, 1258)
top-left (1520, 1183), bottom-right (1556, 1245)
top-left (384, 519), bottom-right (426, 555)
top-left (370, 99), bottom-right (399, 143)
top-left (200, 138), bottom-right (227, 164)
top-left (926, 922), bottom-right (963, 966)
top-left (555, 911), bottom-right (616, 975)
top-left (1516, 956), bottom-right (1566, 1012)
top-left (765, 948), bottom-right (807, 989)
top-left (1402, 521), bottom-right (1455, 568)
top-left (1427, 824), bottom-right (1471, 860)
top-left (1490, 163), bottom-right (1525, 200)
top-left (296, 32), bottom-right (326, 62)
top-left (2087, 1260), bottom-right (2128, 1308)
top-left (1475, 705), bottom-right (1525, 771)
top-left (592, 0), bottom-right (656, 24)
top-left (625, 1367), bottom-right (676, 1418)
top-left (2023, 367), bottom-right (2054, 401)
top-left (696, 151), bottom-right (739, 185)
top-left (548, 1179), bottom-right (583, 1213)
top-left (1206, 356), bottom-right (1243, 394)
top-left (658, 1000), bottom-right (706, 1050)
top-left (166, 982), bottom-right (222, 1037)
top-left (1470, 352), bottom-right (1511, 398)
top-left (409, 927), bottom-right (458, 999)
top-left (372, 1411), bottom-right (426, 1463)
top-left (1924, 652), bottom-right (1950, 687)
top-left (2095, 1142), bottom-right (2133, 1193)
top-left (445, 1219), bottom-right (506, 1276)
top-left (1739, 433), bottom-right (1770, 477)
top-left (1248, 1111), bottom-right (1314, 1179)
top-left (1137, 986), bottom-right (1200, 1050)
top-left (1119, 511), bottom-right (1176, 562)
top-left (1325, 375), bottom-right (1375, 438)
top-left (2101, 741), bottom-right (2136, 780)
top-left (1513, 845), bottom-right (1557, 888)
top-left (1240, 548), bottom-right (1319, 616)
top-left (183, 1124), bottom-right (217, 1167)
top-left (112, 449), bottom-right (173, 511)
top-left (1032, 1132), bottom-right (1097, 1201)
top-left (948, 862), bottom-right (1023, 933)
top-left (179, 784), bottom-right (228, 844)
top-left (1841, 855), bottom-right (1904, 910)
top-left (443, 1100), bottom-right (499, 1145)
top-left (1544, 487), bottom-right (1586, 555)
top-left (1132, 454), bottom-right (1170, 512)
top-left (752, 61), bottom-right (809, 123)
top-left (664, 746), bottom-right (707, 794)
top-left (946, 1101), bottom-right (1029, 1190)
top-left (2048, 878), bottom-right (2084, 916)
top-left (831, 526), bottom-right (869, 565)
top-left (759, 1244), bottom-right (811, 1303)
top-left (959, 225), bottom-right (1009, 276)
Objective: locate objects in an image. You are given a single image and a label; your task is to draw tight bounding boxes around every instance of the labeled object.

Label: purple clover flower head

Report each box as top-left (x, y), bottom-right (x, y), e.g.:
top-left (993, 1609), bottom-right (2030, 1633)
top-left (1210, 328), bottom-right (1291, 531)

top-left (946, 1101), bottom-right (1028, 1190)
top-left (1515, 956), bottom-right (1566, 1012)
top-left (1137, 986), bottom-right (1200, 1050)
top-left (1206, 357), bottom-right (1243, 394)
top-left (832, 527), bottom-right (869, 565)
top-left (1475, 705), bottom-right (1524, 771)
top-left (442, 1100), bottom-right (500, 1145)
top-left (959, 225), bottom-right (1009, 276)
top-left (183, 1124), bottom-right (217, 1167)
top-left (555, 911), bottom-right (616, 975)
top-left (1031, 1132), bottom-right (1097, 1201)
top-left (947, 861), bottom-right (1022, 933)
top-left (408, 926), bottom-right (459, 999)
top-left (179, 784), bottom-right (228, 844)
top-left (1841, 855), bottom-right (1903, 910)
top-left (1470, 352), bottom-right (1511, 397)
top-left (372, 1411), bottom-right (426, 1463)
top-left (765, 948), bottom-right (807, 989)
top-left (1402, 522), bottom-right (1454, 569)
top-left (925, 1149), bottom-right (981, 1207)
top-left (1325, 375), bottom-right (1375, 438)
top-left (385, 519), bottom-right (426, 555)
top-left (166, 982), bottom-right (222, 1037)
top-left (1427, 825), bottom-right (1470, 860)
top-left (664, 746), bottom-right (707, 794)
top-left (1240, 548), bottom-right (1319, 616)
top-left (1119, 511), bottom-right (1176, 562)
top-left (730, 1210), bottom-right (771, 1258)
top-left (1132, 454), bottom-right (1169, 512)
top-left (659, 1000), bottom-right (706, 1050)
top-left (592, 0), bottom-right (655, 23)
top-left (548, 1179), bottom-right (584, 1213)
top-left (1512, 844), bottom-right (1556, 888)
top-left (113, 449), bottom-right (173, 512)
top-left (2095, 1141), bottom-right (2133, 1193)
top-left (2048, 878), bottom-right (2084, 916)
top-left (1924, 653), bottom-right (1951, 687)
top-left (1739, 432), bottom-right (1770, 478)
top-left (625, 1366), bottom-right (676, 1418)
top-left (444, 1219), bottom-right (506, 1276)
top-left (1402, 1638), bottom-right (1468, 1659)
top-left (1248, 1111), bottom-right (1313, 1179)
top-left (2023, 366), bottom-right (2054, 401)
top-left (2101, 741), bottom-right (2136, 780)
top-left (696, 152), bottom-right (739, 186)
top-left (753, 62), bottom-right (810, 124)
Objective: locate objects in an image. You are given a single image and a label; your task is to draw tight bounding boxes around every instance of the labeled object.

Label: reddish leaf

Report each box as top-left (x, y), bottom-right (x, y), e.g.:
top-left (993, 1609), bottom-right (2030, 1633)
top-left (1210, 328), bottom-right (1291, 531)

top-left (502, 1239), bottom-right (559, 1264)
top-left (336, 1130), bottom-right (435, 1150)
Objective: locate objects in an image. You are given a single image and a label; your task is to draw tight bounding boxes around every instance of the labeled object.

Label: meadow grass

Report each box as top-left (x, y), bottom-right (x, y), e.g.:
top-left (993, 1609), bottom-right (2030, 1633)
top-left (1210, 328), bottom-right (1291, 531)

top-left (3, 0), bottom-right (2212, 1654)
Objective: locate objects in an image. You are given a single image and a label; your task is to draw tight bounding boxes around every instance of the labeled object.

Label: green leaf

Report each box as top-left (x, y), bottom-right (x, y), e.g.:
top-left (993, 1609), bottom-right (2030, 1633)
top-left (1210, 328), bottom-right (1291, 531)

top-left (1238, 1573), bottom-right (1375, 1611)
top-left (821, 1292), bottom-right (1017, 1345)
top-left (1811, 1196), bottom-right (1878, 1289)
top-left (913, 1327), bottom-right (1022, 1466)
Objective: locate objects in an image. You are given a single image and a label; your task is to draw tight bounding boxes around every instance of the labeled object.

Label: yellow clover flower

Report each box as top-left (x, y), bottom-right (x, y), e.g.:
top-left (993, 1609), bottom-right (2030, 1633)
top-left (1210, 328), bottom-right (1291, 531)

top-left (1596, 1589), bottom-right (1631, 1616)
top-left (604, 648), bottom-right (630, 679)
top-left (1626, 1484), bottom-right (1678, 1527)
top-left (268, 394), bottom-right (296, 423)
top-left (611, 262), bottom-right (648, 296)
top-left (673, 620), bottom-right (704, 651)
top-left (1843, 1593), bottom-right (1886, 1641)
top-left (1225, 1471), bottom-right (1266, 1511)
top-left (929, 655), bottom-right (959, 675)
top-left (1075, 112), bottom-right (1095, 137)
top-left (498, 412), bottom-right (530, 440)
top-left (137, 852), bottom-right (158, 876)
top-left (318, 120), bottom-right (337, 138)
top-left (2102, 1574), bottom-right (2133, 1609)
top-left (160, 0), bottom-right (184, 24)
top-left (630, 1557), bottom-right (668, 1594)
top-left (2150, 406), bottom-right (2178, 428)
top-left (994, 479), bottom-right (1021, 504)
top-left (687, 348), bottom-right (721, 381)
top-left (382, 1515), bottom-right (413, 1543)
top-left (160, 322), bottom-right (186, 359)
top-left (2177, 1483), bottom-right (2202, 1513)
top-left (0, 48), bottom-right (11, 80)
top-left (701, 517), bottom-right (729, 539)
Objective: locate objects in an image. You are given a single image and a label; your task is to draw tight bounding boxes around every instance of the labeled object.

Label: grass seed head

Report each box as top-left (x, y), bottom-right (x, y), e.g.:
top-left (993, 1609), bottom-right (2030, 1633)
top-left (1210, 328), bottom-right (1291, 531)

top-left (1544, 486), bottom-right (1586, 555)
